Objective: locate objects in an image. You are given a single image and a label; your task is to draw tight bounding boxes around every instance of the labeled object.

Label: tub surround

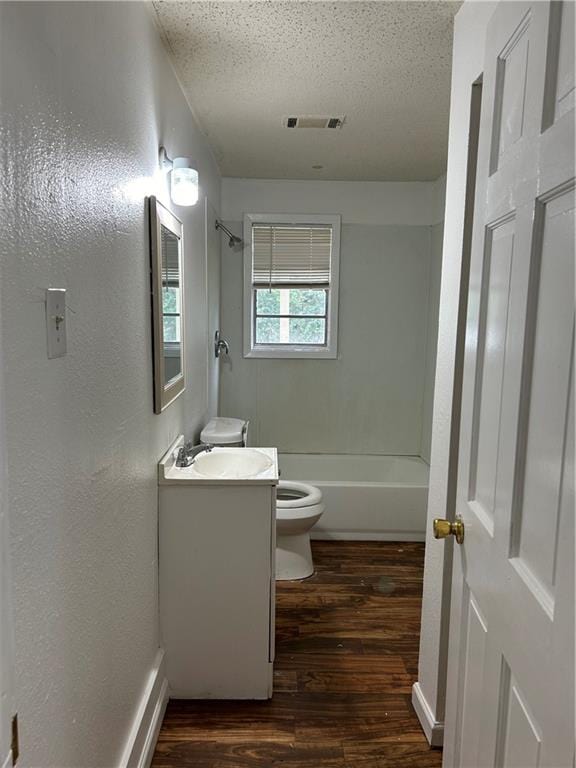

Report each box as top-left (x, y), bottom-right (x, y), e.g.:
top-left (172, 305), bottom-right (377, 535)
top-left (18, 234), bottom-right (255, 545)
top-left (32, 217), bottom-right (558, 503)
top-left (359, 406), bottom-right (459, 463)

top-left (218, 178), bottom-right (442, 541)
top-left (219, 177), bottom-right (444, 459)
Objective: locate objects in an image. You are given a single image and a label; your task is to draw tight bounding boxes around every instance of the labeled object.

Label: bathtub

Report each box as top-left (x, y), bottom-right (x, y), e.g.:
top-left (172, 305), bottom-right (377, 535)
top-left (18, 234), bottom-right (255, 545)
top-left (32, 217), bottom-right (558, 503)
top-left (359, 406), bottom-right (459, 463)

top-left (278, 453), bottom-right (429, 541)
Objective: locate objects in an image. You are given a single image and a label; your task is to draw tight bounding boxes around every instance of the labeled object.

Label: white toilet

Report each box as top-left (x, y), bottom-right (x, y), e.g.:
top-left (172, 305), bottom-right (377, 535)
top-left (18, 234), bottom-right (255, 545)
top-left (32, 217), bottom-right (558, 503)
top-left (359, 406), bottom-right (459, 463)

top-left (276, 481), bottom-right (324, 580)
top-left (200, 418), bottom-right (324, 580)
top-left (200, 417), bottom-right (248, 447)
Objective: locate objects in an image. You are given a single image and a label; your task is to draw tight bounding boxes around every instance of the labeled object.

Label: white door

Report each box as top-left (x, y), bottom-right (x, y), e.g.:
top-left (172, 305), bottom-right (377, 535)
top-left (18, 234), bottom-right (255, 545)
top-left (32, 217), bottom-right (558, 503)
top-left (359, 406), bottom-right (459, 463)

top-left (205, 198), bottom-right (221, 417)
top-left (443, 2), bottom-right (575, 767)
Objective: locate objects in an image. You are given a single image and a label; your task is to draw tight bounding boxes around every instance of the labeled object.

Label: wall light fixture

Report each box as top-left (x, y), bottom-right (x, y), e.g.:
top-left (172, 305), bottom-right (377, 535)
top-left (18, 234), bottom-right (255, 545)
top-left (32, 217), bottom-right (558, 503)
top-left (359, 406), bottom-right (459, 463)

top-left (159, 146), bottom-right (199, 207)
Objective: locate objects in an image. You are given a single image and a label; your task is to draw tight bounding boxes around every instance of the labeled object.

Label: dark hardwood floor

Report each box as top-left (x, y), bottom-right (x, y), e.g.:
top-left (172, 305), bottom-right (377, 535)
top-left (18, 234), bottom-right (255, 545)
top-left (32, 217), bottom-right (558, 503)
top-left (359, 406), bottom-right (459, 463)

top-left (152, 541), bottom-right (442, 767)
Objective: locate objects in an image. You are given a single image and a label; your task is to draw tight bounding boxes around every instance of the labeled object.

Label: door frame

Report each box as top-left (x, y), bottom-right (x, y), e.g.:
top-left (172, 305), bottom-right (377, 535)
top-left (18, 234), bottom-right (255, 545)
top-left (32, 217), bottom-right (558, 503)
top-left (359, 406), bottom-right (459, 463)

top-left (0, 314), bottom-right (15, 767)
top-left (204, 197), bottom-right (221, 419)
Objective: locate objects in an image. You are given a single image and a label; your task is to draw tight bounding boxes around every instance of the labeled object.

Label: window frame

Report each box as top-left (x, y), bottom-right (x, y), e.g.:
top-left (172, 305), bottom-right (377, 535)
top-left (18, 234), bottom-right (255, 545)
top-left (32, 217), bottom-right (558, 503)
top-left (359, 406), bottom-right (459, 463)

top-left (243, 213), bottom-right (341, 359)
top-left (162, 281), bottom-right (182, 345)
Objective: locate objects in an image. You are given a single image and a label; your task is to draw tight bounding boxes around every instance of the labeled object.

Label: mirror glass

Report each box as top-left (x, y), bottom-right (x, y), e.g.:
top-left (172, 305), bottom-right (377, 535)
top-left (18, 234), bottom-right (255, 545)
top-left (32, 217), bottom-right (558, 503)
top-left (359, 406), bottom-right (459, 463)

top-left (149, 197), bottom-right (185, 413)
top-left (161, 225), bottom-right (183, 385)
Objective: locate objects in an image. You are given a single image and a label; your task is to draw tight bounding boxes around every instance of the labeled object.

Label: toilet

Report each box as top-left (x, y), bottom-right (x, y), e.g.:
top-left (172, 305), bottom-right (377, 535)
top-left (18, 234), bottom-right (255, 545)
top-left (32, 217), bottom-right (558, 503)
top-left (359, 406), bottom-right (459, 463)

top-left (200, 416), bottom-right (248, 447)
top-left (275, 481), bottom-right (324, 580)
top-left (200, 418), bottom-right (324, 580)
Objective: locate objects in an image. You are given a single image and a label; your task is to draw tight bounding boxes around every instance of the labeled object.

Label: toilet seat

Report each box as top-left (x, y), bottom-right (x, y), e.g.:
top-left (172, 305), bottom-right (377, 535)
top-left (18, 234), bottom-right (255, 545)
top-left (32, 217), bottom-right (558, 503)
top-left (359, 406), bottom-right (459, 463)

top-left (276, 480), bottom-right (322, 509)
top-left (275, 480), bottom-right (324, 581)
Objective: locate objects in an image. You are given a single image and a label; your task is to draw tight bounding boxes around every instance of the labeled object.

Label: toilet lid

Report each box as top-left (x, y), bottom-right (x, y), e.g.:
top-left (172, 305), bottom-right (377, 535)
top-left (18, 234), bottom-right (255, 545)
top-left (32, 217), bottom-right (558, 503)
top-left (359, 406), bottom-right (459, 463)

top-left (200, 417), bottom-right (246, 445)
top-left (276, 480), bottom-right (323, 509)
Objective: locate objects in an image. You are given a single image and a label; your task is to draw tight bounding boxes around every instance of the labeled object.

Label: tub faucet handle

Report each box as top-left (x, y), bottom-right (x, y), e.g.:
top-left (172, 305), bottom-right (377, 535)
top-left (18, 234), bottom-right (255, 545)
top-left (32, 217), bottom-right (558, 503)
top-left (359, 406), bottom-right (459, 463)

top-left (215, 330), bottom-right (230, 358)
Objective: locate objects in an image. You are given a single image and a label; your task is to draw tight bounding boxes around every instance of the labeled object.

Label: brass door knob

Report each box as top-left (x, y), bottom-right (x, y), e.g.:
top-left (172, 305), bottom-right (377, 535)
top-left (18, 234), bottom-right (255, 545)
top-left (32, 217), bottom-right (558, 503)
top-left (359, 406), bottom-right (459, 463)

top-left (433, 516), bottom-right (464, 544)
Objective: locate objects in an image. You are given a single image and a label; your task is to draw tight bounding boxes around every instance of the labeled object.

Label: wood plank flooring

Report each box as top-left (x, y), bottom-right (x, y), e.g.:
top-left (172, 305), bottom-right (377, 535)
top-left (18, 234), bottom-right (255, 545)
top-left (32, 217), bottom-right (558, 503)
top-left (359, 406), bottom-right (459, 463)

top-left (152, 541), bottom-right (442, 767)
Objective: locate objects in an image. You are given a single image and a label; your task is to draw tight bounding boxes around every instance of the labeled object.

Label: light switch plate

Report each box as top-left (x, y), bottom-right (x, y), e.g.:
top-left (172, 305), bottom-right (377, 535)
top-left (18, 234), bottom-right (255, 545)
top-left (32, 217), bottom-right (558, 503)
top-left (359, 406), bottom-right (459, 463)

top-left (46, 288), bottom-right (67, 358)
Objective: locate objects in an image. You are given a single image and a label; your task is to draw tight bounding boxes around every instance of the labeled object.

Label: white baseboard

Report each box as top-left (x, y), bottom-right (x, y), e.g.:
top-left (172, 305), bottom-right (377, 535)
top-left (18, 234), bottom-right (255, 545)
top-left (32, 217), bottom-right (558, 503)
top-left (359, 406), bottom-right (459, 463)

top-left (312, 531), bottom-right (425, 542)
top-left (119, 648), bottom-right (169, 768)
top-left (412, 682), bottom-right (444, 747)
top-left (2, 750), bottom-right (12, 768)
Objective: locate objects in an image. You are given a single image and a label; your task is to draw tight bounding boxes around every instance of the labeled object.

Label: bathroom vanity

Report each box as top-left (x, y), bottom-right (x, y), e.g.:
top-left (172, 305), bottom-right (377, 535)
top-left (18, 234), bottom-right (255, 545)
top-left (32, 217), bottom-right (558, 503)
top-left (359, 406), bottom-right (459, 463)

top-left (158, 437), bottom-right (278, 699)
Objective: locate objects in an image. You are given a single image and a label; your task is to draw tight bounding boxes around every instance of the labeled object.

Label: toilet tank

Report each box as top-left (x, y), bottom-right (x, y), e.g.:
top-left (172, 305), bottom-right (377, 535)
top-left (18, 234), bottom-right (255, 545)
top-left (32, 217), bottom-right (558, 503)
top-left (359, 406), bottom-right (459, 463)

top-left (200, 417), bottom-right (248, 447)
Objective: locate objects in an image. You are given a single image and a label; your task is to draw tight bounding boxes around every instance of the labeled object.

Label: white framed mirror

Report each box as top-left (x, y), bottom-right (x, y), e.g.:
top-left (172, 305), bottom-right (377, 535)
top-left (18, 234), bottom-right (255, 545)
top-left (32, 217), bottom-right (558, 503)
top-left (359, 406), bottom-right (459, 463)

top-left (148, 196), bottom-right (185, 413)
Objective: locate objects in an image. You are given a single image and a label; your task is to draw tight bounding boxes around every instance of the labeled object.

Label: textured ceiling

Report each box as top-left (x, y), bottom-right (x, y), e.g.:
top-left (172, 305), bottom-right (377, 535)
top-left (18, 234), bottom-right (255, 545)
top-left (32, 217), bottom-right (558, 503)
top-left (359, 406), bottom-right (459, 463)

top-left (152, 1), bottom-right (460, 181)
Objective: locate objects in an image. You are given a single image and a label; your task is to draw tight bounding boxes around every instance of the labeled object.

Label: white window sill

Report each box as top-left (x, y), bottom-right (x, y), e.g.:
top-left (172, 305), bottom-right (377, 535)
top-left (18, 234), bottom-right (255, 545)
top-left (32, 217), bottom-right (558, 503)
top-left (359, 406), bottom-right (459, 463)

top-left (244, 345), bottom-right (338, 360)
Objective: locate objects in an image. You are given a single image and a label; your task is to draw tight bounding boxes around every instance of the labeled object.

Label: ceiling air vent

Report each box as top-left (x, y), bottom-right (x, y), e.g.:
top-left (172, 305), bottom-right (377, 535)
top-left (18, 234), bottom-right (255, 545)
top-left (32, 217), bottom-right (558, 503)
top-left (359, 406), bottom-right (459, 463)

top-left (282, 115), bottom-right (345, 129)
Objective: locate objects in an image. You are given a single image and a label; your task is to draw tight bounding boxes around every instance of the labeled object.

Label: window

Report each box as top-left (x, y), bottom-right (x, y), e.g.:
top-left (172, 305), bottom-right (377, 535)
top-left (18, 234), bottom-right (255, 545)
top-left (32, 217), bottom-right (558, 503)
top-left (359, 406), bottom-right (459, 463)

top-left (243, 213), bottom-right (340, 358)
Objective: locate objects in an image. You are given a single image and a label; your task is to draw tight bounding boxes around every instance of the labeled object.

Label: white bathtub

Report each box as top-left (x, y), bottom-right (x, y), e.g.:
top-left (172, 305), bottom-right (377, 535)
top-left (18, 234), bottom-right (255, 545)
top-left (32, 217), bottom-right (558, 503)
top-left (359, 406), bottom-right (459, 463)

top-left (278, 453), bottom-right (429, 541)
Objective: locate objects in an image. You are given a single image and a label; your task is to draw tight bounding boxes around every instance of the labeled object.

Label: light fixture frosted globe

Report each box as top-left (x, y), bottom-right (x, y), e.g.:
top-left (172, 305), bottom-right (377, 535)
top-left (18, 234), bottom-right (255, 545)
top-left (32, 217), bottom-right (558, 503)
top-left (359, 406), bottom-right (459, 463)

top-left (170, 158), bottom-right (199, 206)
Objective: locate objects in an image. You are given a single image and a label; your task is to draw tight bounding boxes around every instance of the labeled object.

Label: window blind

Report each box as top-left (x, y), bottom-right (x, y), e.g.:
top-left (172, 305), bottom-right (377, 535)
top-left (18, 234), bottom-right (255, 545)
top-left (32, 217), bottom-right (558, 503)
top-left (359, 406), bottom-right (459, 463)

top-left (161, 225), bottom-right (180, 284)
top-left (252, 224), bottom-right (332, 287)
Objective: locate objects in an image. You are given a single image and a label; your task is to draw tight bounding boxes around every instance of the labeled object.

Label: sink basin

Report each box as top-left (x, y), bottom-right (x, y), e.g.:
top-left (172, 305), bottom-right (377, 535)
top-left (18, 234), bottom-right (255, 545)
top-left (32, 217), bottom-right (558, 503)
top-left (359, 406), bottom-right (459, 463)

top-left (193, 448), bottom-right (273, 479)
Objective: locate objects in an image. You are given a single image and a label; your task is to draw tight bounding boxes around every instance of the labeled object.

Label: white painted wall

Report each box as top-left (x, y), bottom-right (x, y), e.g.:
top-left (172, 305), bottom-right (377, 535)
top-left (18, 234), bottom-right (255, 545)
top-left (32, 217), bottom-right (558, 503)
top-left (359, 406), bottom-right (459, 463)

top-left (413, 0), bottom-right (497, 744)
top-left (0, 3), bottom-right (220, 766)
top-left (220, 178), bottom-right (444, 456)
top-left (222, 178), bottom-right (443, 227)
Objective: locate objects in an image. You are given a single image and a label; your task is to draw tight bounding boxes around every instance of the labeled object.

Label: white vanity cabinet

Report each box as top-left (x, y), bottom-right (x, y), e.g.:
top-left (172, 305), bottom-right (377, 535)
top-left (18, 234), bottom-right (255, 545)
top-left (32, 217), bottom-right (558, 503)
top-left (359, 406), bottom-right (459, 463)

top-left (158, 439), bottom-right (277, 699)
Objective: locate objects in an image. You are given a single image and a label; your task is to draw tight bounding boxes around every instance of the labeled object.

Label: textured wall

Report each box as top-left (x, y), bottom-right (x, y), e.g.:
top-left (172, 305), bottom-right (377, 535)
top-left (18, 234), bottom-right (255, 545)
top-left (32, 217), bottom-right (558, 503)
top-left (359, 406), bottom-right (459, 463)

top-left (0, 3), bottom-right (220, 766)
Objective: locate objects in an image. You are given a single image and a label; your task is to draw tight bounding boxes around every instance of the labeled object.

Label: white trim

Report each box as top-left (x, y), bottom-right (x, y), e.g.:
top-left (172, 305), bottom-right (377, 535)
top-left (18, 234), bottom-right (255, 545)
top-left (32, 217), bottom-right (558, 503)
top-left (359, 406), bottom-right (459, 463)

top-left (0, 263), bottom-right (13, 768)
top-left (311, 532), bottom-right (426, 542)
top-left (118, 649), bottom-right (168, 768)
top-left (243, 213), bottom-right (341, 359)
top-left (204, 196), bottom-right (212, 416)
top-left (245, 345), bottom-right (337, 360)
top-left (149, 197), bottom-right (186, 414)
top-left (1, 750), bottom-right (12, 768)
top-left (411, 682), bottom-right (444, 747)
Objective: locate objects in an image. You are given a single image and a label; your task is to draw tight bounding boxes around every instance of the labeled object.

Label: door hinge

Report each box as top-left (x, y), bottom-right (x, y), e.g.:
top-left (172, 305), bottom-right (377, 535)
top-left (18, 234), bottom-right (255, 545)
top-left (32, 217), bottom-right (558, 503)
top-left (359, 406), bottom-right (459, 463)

top-left (11, 714), bottom-right (19, 765)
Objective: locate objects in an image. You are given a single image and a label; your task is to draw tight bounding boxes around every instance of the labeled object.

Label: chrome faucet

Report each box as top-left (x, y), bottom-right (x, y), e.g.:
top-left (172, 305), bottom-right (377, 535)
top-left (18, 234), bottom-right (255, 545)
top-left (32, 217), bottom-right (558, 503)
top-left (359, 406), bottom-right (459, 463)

top-left (175, 442), bottom-right (213, 468)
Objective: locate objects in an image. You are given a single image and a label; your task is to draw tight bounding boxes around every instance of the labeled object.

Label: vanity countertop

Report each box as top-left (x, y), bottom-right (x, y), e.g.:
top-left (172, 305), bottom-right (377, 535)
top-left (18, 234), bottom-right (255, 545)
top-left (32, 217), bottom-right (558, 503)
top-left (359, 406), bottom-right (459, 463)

top-left (158, 436), bottom-right (278, 486)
